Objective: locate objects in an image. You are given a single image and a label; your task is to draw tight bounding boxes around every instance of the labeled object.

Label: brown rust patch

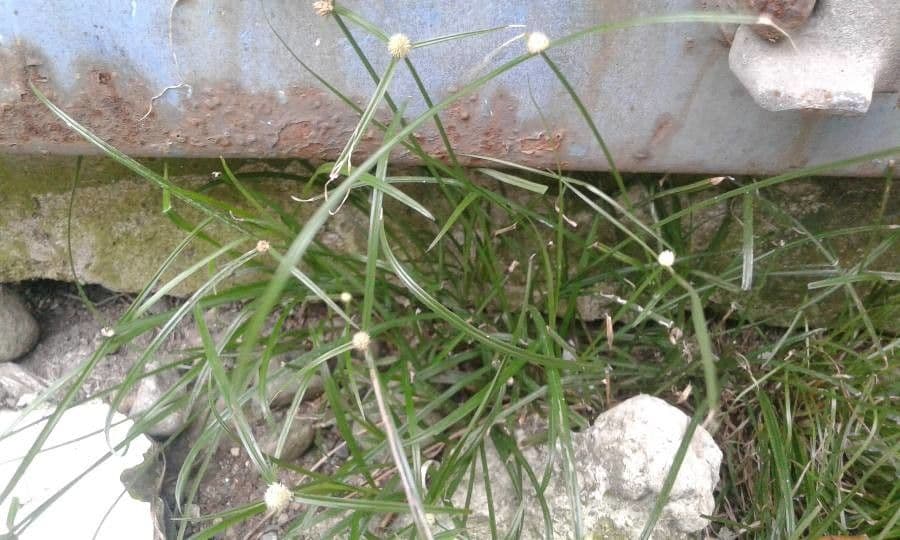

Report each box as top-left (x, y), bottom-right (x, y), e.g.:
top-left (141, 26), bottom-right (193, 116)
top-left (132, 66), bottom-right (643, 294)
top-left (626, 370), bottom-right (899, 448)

top-left (0, 42), bottom-right (368, 161)
top-left (779, 111), bottom-right (821, 169)
top-left (743, 0), bottom-right (816, 40)
top-left (633, 113), bottom-right (679, 162)
top-left (273, 121), bottom-right (330, 159)
top-left (648, 114), bottom-right (676, 147)
top-left (520, 131), bottom-right (564, 155)
top-left (0, 39), bottom-right (570, 170)
top-left (444, 89), bottom-right (570, 164)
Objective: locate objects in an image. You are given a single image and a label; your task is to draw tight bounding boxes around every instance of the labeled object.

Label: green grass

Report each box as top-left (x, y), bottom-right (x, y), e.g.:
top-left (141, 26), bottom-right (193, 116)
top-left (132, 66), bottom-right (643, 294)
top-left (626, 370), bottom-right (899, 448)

top-left (3, 4), bottom-right (899, 540)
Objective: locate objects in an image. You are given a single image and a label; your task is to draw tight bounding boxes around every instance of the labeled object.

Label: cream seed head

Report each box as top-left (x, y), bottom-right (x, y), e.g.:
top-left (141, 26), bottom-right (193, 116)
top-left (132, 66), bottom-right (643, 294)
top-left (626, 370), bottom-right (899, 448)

top-left (352, 330), bottom-right (371, 352)
top-left (264, 482), bottom-right (292, 514)
top-left (388, 33), bottom-right (412, 59)
top-left (312, 0), bottom-right (333, 16)
top-left (658, 249), bottom-right (676, 268)
top-left (256, 240), bottom-right (270, 253)
top-left (526, 32), bottom-right (550, 54)
top-left (339, 291), bottom-right (352, 304)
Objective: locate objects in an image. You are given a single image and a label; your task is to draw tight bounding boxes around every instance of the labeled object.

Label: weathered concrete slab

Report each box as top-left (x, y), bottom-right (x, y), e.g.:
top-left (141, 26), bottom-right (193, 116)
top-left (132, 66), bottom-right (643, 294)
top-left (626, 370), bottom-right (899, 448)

top-left (0, 155), bottom-right (895, 330)
top-left (0, 155), bottom-right (365, 294)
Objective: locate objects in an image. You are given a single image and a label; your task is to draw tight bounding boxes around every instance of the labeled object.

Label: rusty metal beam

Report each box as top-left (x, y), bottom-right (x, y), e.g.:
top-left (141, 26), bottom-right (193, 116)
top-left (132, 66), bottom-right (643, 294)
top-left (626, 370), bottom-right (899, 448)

top-left (1, 1), bottom-right (898, 176)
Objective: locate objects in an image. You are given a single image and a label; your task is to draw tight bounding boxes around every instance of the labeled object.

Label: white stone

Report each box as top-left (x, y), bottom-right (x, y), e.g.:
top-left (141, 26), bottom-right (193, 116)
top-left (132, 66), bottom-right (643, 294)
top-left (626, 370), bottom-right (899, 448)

top-left (0, 400), bottom-right (153, 540)
top-left (449, 394), bottom-right (723, 539)
top-left (581, 394), bottom-right (722, 535)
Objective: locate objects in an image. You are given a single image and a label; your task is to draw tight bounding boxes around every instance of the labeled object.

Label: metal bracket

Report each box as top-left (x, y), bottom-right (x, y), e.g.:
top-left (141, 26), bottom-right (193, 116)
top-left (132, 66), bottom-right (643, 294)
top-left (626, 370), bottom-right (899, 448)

top-left (729, 0), bottom-right (900, 114)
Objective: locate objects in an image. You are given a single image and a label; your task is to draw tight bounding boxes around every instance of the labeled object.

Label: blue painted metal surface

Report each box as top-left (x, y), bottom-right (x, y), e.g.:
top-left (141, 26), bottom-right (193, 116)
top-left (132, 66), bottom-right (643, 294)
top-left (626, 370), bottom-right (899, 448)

top-left (0, 0), bottom-right (898, 175)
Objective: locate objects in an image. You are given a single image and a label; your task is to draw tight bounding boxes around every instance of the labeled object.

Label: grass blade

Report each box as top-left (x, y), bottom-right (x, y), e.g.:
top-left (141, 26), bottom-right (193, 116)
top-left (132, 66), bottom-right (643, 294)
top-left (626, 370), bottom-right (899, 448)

top-left (476, 168), bottom-right (548, 195)
top-left (741, 190), bottom-right (755, 291)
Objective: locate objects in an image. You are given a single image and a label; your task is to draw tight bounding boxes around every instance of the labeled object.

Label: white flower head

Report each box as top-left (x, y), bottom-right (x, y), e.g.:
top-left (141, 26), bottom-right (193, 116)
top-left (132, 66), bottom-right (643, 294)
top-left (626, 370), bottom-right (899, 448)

top-left (256, 240), bottom-right (270, 254)
top-left (312, 0), bottom-right (333, 16)
top-left (657, 249), bottom-right (676, 268)
top-left (264, 482), bottom-right (292, 514)
top-left (388, 33), bottom-right (412, 59)
top-left (352, 330), bottom-right (371, 352)
top-left (340, 291), bottom-right (353, 304)
top-left (526, 32), bottom-right (550, 54)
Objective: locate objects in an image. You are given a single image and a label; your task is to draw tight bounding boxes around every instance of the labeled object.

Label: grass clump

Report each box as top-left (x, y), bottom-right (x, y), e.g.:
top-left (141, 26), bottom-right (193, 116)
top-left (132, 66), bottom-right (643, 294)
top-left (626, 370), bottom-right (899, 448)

top-left (2, 4), bottom-right (898, 540)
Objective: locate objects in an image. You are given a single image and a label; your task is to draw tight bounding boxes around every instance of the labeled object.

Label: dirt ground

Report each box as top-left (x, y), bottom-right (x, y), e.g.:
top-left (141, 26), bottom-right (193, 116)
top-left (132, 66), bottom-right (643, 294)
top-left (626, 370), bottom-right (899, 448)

top-left (12, 280), bottom-right (346, 540)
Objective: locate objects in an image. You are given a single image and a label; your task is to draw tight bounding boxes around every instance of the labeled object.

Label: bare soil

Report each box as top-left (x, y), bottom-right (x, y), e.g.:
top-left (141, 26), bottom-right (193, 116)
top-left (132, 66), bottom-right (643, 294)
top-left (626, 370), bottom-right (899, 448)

top-left (11, 281), bottom-right (343, 540)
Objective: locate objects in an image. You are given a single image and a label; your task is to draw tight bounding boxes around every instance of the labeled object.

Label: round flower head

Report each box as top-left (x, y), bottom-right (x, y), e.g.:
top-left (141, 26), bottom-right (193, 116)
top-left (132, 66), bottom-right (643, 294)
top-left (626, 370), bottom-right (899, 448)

top-left (526, 32), bottom-right (550, 54)
top-left (264, 482), bottom-right (292, 514)
top-left (657, 249), bottom-right (676, 268)
top-left (352, 330), bottom-right (371, 352)
top-left (388, 33), bottom-right (412, 59)
top-left (256, 240), bottom-right (270, 254)
top-left (312, 0), bottom-right (333, 16)
top-left (339, 291), bottom-right (353, 304)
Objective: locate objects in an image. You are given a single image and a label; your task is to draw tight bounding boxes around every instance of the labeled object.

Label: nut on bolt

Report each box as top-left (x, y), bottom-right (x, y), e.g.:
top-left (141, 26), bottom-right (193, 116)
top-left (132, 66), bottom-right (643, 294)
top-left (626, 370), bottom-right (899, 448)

top-left (744, 0), bottom-right (816, 41)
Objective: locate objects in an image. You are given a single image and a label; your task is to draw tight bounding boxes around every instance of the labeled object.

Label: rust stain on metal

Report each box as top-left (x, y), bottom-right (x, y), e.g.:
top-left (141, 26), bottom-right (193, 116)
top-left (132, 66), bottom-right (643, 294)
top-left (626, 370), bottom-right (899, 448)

top-left (743, 0), bottom-right (816, 41)
top-left (273, 121), bottom-right (331, 158)
top-left (0, 40), bottom-right (570, 169)
top-left (779, 111), bottom-right (821, 169)
top-left (633, 45), bottom-right (718, 162)
top-left (633, 113), bottom-right (678, 161)
top-left (520, 131), bottom-right (564, 155)
top-left (649, 114), bottom-right (677, 147)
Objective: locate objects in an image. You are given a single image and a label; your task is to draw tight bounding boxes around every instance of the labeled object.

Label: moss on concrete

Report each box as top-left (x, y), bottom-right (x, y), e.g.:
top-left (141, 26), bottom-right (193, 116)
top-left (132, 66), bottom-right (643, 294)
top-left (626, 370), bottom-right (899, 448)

top-left (0, 155), bottom-right (365, 294)
top-left (0, 155), bottom-right (895, 330)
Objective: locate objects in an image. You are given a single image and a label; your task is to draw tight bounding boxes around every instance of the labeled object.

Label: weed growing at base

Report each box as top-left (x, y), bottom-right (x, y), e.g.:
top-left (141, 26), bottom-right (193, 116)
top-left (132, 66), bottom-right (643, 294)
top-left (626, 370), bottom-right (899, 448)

top-left (3, 4), bottom-right (898, 539)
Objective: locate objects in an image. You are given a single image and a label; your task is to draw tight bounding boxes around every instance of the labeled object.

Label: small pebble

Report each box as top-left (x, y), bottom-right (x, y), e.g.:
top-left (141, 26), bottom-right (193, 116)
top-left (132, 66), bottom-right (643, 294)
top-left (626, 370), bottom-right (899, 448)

top-left (0, 363), bottom-right (45, 408)
top-left (266, 369), bottom-right (324, 410)
top-left (260, 423), bottom-right (315, 462)
top-left (184, 503), bottom-right (201, 520)
top-left (126, 362), bottom-right (187, 439)
top-left (230, 447), bottom-right (240, 457)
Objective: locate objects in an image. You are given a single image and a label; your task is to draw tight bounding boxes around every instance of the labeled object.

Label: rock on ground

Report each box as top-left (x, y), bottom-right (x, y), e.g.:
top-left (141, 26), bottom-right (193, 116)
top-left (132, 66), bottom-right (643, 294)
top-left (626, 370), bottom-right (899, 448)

top-left (449, 394), bottom-right (723, 539)
top-left (0, 285), bottom-right (40, 362)
top-left (0, 362), bottom-right (45, 408)
top-left (260, 421), bottom-right (315, 462)
top-left (125, 363), bottom-right (189, 439)
top-left (265, 367), bottom-right (324, 410)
